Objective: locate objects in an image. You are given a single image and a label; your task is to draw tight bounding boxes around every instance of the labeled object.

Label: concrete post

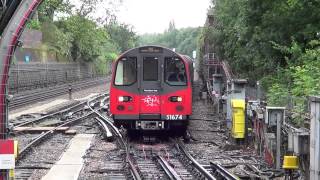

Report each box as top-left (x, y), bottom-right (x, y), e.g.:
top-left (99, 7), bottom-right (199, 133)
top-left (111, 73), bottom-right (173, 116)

top-left (309, 96), bottom-right (320, 180)
top-left (276, 113), bottom-right (281, 169)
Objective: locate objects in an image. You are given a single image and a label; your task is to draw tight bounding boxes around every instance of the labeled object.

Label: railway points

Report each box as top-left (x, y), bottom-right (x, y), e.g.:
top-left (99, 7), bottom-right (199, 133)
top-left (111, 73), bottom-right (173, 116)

top-left (1, 47), bottom-right (290, 180)
top-left (0, 1), bottom-right (319, 179)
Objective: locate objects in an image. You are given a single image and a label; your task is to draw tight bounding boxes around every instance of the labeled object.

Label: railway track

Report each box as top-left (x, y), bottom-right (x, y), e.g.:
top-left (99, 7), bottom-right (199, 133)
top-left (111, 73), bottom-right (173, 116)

top-left (11, 101), bottom-right (85, 127)
top-left (9, 77), bottom-right (108, 109)
top-left (90, 100), bottom-right (236, 180)
top-left (12, 92), bottom-right (241, 179)
top-left (11, 94), bottom-right (108, 179)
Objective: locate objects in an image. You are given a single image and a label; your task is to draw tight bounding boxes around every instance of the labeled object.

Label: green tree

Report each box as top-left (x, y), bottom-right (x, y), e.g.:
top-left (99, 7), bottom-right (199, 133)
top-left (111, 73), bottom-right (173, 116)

top-left (57, 15), bottom-right (109, 62)
top-left (198, 1), bottom-right (320, 127)
top-left (105, 20), bottom-right (137, 52)
top-left (138, 25), bottom-right (201, 57)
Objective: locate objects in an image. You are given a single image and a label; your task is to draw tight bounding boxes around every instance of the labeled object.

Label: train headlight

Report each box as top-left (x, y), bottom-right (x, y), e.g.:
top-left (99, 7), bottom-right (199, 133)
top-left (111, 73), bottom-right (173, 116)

top-left (118, 96), bottom-right (132, 102)
top-left (169, 96), bottom-right (183, 102)
top-left (118, 96), bottom-right (124, 102)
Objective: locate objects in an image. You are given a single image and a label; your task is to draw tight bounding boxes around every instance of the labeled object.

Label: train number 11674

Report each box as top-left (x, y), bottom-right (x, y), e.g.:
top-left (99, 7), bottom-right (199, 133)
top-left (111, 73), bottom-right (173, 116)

top-left (166, 115), bottom-right (183, 120)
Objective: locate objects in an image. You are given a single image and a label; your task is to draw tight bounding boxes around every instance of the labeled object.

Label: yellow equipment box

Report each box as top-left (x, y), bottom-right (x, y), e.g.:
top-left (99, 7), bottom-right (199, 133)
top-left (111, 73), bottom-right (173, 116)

top-left (283, 156), bottom-right (299, 170)
top-left (231, 99), bottom-right (245, 139)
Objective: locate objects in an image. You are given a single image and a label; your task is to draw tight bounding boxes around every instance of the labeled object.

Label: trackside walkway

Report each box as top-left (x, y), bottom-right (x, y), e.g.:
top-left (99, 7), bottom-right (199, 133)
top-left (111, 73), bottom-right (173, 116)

top-left (42, 134), bottom-right (94, 180)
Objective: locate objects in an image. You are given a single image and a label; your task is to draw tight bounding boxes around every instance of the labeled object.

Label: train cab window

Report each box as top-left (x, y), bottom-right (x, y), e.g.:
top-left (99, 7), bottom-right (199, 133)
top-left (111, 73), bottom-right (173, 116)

top-left (165, 57), bottom-right (187, 86)
top-left (115, 57), bottom-right (137, 85)
top-left (143, 57), bottom-right (158, 81)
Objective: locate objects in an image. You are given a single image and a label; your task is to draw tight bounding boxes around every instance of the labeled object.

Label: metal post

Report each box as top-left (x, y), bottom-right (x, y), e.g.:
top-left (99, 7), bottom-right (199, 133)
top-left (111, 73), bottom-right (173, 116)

top-left (257, 81), bottom-right (260, 101)
top-left (45, 63), bottom-right (48, 87)
top-left (16, 63), bottom-right (19, 94)
top-left (4, 86), bottom-right (9, 180)
top-left (309, 96), bottom-right (320, 180)
top-left (68, 85), bottom-right (72, 100)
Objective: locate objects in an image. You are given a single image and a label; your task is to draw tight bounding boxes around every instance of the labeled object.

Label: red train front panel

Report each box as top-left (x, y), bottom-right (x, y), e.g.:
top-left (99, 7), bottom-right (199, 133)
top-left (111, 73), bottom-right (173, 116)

top-left (110, 46), bottom-right (192, 131)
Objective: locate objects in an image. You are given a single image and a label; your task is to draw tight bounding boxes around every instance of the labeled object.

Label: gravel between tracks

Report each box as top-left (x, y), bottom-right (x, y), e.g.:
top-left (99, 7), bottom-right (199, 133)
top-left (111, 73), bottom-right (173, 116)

top-left (16, 134), bottom-right (73, 180)
top-left (10, 82), bottom-right (110, 179)
top-left (186, 99), bottom-right (267, 177)
top-left (12, 81), bottom-right (269, 179)
top-left (79, 136), bottom-right (126, 180)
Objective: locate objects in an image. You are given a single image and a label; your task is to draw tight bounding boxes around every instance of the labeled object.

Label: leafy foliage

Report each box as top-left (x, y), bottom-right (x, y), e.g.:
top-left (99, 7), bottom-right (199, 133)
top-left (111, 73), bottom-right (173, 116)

top-left (26, 19), bottom-right (41, 30)
top-left (41, 22), bottom-right (72, 59)
top-left (32, 0), bottom-right (137, 70)
top-left (138, 24), bottom-right (201, 57)
top-left (56, 15), bottom-right (108, 62)
top-left (106, 21), bottom-right (137, 52)
top-left (201, 0), bottom-right (320, 126)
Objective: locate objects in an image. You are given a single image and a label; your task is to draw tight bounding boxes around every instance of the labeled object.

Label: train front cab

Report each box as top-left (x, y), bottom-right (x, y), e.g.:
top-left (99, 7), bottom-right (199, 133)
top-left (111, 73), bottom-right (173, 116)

top-left (110, 46), bottom-right (192, 132)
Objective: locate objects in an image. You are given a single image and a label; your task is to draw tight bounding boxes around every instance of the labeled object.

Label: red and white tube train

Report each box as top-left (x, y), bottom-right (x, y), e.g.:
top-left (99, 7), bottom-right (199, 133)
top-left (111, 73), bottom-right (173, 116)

top-left (110, 46), bottom-right (193, 133)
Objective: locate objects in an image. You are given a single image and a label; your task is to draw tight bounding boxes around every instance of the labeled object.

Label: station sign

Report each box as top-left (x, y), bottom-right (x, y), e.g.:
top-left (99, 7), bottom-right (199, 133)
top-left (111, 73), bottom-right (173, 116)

top-left (0, 140), bottom-right (15, 169)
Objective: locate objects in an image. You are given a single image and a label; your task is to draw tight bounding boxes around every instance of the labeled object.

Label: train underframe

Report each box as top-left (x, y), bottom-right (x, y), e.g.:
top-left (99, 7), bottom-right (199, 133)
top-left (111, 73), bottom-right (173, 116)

top-left (113, 116), bottom-right (189, 136)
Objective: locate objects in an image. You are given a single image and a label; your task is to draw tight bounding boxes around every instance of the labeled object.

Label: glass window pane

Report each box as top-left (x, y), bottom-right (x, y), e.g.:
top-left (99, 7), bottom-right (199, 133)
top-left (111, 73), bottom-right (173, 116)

top-left (165, 57), bottom-right (187, 86)
top-left (143, 57), bottom-right (158, 81)
top-left (115, 57), bottom-right (137, 85)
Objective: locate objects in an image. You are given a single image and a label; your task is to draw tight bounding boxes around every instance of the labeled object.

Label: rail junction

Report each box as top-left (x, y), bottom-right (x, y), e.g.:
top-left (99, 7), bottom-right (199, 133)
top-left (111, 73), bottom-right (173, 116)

top-left (3, 89), bottom-right (283, 179)
top-left (0, 1), bottom-right (319, 180)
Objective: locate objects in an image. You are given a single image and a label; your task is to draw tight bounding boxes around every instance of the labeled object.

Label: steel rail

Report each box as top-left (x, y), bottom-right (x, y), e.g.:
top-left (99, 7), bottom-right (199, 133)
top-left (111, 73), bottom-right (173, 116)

top-left (13, 93), bottom-right (106, 128)
top-left (176, 139), bottom-right (217, 180)
top-left (210, 162), bottom-right (239, 180)
top-left (13, 101), bottom-right (84, 127)
top-left (94, 117), bottom-right (113, 140)
top-left (87, 98), bottom-right (142, 180)
top-left (18, 110), bottom-right (96, 160)
top-left (87, 98), bottom-right (122, 141)
top-left (17, 94), bottom-right (106, 160)
top-left (10, 78), bottom-right (108, 109)
top-left (156, 155), bottom-right (182, 180)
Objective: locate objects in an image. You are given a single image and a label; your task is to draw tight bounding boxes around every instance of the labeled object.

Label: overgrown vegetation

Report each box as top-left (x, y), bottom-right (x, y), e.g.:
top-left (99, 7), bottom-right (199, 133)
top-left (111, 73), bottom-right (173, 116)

top-left (200, 0), bottom-right (320, 126)
top-left (138, 21), bottom-right (201, 57)
top-left (27, 0), bottom-right (137, 74)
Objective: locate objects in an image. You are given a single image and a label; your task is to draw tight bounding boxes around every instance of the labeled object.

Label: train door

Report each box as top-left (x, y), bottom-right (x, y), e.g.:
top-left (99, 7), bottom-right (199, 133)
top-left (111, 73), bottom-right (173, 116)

top-left (138, 56), bottom-right (162, 115)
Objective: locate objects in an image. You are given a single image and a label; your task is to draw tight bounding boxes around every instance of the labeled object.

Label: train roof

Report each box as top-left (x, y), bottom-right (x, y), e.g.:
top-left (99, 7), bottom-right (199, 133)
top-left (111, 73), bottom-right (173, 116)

top-left (116, 45), bottom-right (193, 64)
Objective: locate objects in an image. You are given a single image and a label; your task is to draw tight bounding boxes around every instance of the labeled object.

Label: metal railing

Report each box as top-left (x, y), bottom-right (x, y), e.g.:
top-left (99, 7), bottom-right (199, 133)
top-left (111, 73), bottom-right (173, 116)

top-left (8, 62), bottom-right (107, 94)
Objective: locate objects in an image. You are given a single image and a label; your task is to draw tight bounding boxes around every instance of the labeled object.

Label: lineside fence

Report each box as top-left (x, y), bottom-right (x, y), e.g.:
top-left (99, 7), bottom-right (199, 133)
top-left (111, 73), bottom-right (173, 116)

top-left (8, 62), bottom-right (111, 94)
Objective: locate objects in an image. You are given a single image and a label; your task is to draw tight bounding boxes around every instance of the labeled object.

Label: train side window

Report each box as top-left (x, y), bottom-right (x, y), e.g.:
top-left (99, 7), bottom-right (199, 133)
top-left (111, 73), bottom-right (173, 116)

top-left (115, 57), bottom-right (137, 85)
top-left (143, 57), bottom-right (158, 81)
top-left (165, 57), bottom-right (187, 86)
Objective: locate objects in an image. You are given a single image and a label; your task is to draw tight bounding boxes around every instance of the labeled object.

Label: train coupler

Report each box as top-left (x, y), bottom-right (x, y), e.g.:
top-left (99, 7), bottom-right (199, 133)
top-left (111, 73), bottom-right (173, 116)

top-left (136, 121), bottom-right (165, 130)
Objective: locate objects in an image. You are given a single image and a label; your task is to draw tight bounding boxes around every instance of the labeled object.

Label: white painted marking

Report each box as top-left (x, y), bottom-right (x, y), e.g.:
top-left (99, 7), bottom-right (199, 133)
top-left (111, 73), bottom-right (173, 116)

top-left (74, 93), bottom-right (99, 101)
top-left (42, 134), bottom-right (94, 180)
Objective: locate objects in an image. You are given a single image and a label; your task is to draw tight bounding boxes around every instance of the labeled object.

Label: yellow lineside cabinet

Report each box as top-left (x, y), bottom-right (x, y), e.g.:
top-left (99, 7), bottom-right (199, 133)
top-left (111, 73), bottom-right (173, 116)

top-left (231, 99), bottom-right (245, 139)
top-left (283, 156), bottom-right (299, 170)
